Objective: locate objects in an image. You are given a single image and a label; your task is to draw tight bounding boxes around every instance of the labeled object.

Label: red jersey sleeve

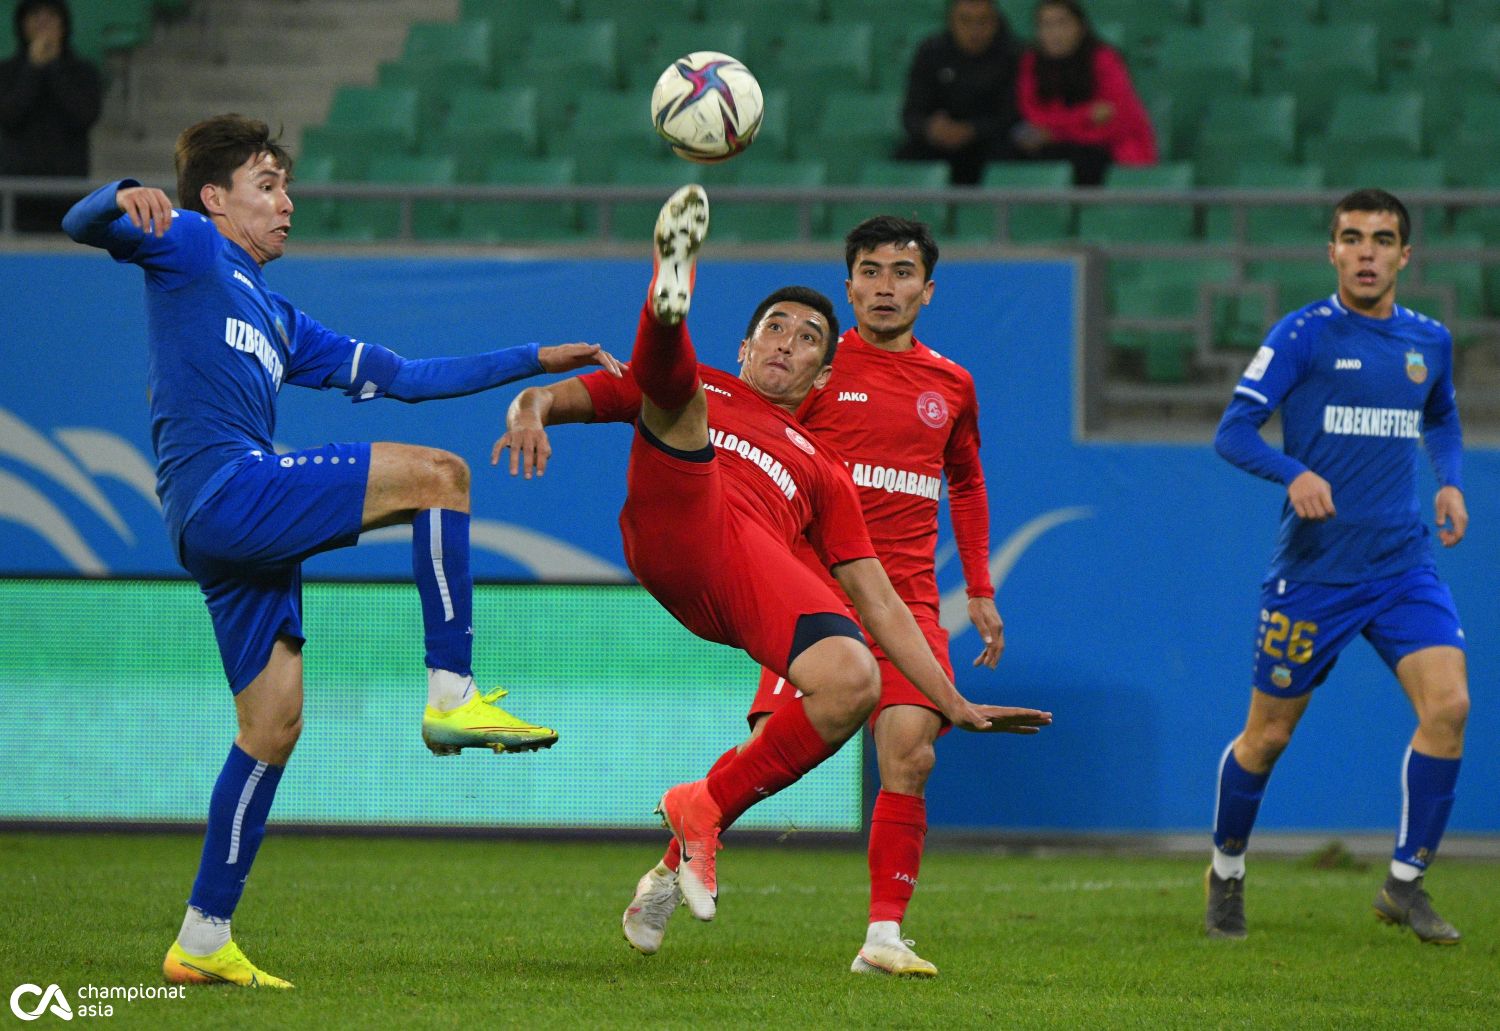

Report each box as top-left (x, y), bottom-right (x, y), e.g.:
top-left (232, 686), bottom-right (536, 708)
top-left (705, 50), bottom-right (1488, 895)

top-left (806, 459), bottom-right (876, 570)
top-left (579, 365), bottom-right (643, 424)
top-left (944, 373), bottom-right (994, 599)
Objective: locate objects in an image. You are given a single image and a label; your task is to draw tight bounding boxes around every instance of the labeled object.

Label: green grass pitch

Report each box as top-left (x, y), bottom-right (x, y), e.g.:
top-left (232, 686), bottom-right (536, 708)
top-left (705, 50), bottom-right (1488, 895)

top-left (1, 833), bottom-right (1495, 1028)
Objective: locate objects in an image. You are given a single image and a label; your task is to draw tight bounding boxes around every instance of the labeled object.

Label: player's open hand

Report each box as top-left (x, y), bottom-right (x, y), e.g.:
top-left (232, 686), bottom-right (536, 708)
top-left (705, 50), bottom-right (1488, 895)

top-left (946, 700), bottom-right (1052, 734)
top-left (492, 422), bottom-right (552, 479)
top-left (1435, 485), bottom-right (1467, 547)
top-left (537, 343), bottom-right (624, 377)
top-left (115, 186), bottom-right (174, 237)
top-left (1287, 469), bottom-right (1335, 521)
top-left (968, 597), bottom-right (1005, 668)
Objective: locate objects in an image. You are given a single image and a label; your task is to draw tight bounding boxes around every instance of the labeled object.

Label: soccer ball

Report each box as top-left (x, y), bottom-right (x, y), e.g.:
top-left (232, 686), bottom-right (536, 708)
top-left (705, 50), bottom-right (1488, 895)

top-left (649, 51), bottom-right (764, 163)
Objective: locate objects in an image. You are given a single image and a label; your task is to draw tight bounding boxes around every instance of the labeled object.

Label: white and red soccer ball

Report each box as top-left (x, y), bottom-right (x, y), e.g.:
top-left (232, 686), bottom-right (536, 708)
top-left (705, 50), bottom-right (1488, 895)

top-left (649, 51), bottom-right (764, 163)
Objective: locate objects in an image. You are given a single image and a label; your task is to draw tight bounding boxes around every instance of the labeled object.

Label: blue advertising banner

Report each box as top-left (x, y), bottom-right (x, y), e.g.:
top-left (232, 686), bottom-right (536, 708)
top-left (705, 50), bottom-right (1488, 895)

top-left (3, 250), bottom-right (1494, 835)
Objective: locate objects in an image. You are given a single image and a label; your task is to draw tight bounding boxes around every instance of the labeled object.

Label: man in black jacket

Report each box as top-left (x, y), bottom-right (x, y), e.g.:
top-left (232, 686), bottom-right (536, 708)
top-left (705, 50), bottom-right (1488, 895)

top-left (896, 0), bottom-right (1022, 186)
top-left (0, 0), bottom-right (102, 232)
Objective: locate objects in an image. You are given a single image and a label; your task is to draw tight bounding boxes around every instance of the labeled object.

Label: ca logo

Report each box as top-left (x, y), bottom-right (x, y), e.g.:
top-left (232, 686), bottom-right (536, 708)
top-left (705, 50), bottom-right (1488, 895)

top-left (9, 984), bottom-right (73, 1021)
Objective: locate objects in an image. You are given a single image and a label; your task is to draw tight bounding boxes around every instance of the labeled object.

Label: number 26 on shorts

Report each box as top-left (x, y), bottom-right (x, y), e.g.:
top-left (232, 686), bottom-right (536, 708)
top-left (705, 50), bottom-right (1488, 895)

top-left (1260, 611), bottom-right (1317, 664)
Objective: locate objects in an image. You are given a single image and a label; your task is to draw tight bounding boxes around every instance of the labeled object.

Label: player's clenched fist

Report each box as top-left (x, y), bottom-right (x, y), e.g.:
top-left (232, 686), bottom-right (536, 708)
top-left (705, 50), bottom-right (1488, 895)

top-left (1287, 469), bottom-right (1335, 521)
top-left (115, 185), bottom-right (174, 237)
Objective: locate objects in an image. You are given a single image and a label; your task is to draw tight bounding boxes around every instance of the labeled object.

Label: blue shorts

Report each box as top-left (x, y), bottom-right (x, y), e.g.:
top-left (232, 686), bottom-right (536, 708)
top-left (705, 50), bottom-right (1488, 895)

top-left (179, 443), bottom-right (371, 694)
top-left (1250, 566), bottom-right (1465, 698)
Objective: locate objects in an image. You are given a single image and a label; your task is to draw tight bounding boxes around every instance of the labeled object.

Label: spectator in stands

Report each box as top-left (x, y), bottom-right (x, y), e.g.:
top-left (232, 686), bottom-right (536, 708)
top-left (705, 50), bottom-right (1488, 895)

top-left (1014, 0), bottom-right (1154, 186)
top-left (0, 0), bottom-right (101, 232)
top-left (896, 0), bottom-right (1024, 186)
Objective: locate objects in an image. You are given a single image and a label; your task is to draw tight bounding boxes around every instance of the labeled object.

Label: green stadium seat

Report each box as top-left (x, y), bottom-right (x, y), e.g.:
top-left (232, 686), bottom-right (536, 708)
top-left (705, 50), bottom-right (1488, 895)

top-left (1259, 24), bottom-right (1379, 136)
top-left (1433, 94), bottom-right (1500, 186)
top-left (461, 0), bottom-right (573, 22)
top-left (69, 0), bottom-right (152, 60)
top-left (767, 23), bottom-right (876, 127)
top-left (1194, 93), bottom-right (1296, 186)
top-left (726, 0), bottom-right (828, 69)
top-left (799, 90), bottom-right (903, 184)
top-left (455, 157), bottom-right (583, 242)
top-left (827, 160), bottom-right (949, 238)
top-left (513, 21), bottom-right (621, 124)
top-left (301, 87), bottom-right (421, 178)
top-left (550, 91), bottom-right (665, 183)
top-left (423, 87), bottom-right (541, 180)
top-left (1348, 157), bottom-right (1447, 237)
top-left (1141, 93), bottom-right (1175, 161)
top-left (284, 156), bottom-right (349, 242)
top-left (1086, 0), bottom-right (1193, 54)
top-left (1417, 230), bottom-right (1486, 321)
top-left (624, 24), bottom-right (752, 90)
top-left (1199, 0), bottom-right (1320, 62)
top-left (376, 21), bottom-right (494, 127)
top-left (1450, 0), bottom-right (1500, 26)
top-left (952, 161), bottom-right (1074, 243)
top-left (829, 0), bottom-right (943, 23)
top-left (1077, 163), bottom-right (1196, 243)
top-left (1249, 259), bottom-right (1336, 315)
top-left (607, 158), bottom-right (737, 240)
top-left (340, 156), bottom-right (459, 241)
top-left (713, 159), bottom-right (829, 242)
top-left (1134, 26), bottom-right (1253, 154)
top-left (1389, 26), bottom-right (1500, 97)
top-left (1204, 163), bottom-right (1325, 245)
top-left (1324, 0), bottom-right (1444, 69)
top-left (576, 1), bottom-right (701, 77)
top-left (1305, 92), bottom-right (1424, 169)
top-left (1108, 259), bottom-right (1235, 384)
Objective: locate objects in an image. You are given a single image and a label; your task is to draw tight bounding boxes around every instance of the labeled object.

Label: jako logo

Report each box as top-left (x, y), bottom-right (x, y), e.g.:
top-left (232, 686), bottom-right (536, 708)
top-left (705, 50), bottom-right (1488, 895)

top-left (1335, 358), bottom-right (1362, 370)
top-left (837, 391), bottom-right (868, 402)
top-left (9, 983), bottom-right (73, 1021)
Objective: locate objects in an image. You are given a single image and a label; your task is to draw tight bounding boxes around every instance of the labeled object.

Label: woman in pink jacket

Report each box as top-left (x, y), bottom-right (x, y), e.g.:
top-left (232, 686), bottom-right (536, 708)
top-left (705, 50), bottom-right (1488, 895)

top-left (1015, 0), bottom-right (1156, 185)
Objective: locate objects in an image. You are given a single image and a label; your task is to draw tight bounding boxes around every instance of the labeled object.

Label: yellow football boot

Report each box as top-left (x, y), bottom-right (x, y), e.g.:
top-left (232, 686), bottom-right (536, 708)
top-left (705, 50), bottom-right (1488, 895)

top-left (163, 940), bottom-right (293, 988)
top-left (422, 687), bottom-right (559, 755)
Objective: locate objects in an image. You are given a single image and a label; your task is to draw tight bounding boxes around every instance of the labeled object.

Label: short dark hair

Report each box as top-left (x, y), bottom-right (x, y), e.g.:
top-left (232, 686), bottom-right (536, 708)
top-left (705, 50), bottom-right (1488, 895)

top-left (175, 115), bottom-right (292, 216)
top-left (843, 215), bottom-right (940, 279)
top-left (1330, 188), bottom-right (1411, 245)
top-left (744, 286), bottom-right (841, 364)
top-left (13, 0), bottom-right (71, 52)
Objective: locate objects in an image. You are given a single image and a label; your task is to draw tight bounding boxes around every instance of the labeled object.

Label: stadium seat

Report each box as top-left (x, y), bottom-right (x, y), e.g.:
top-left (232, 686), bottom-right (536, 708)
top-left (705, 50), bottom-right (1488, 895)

top-left (1417, 230), bottom-right (1486, 321)
top-left (576, 0), bottom-right (700, 77)
top-left (1199, 0), bottom-right (1320, 62)
top-left (1141, 93), bottom-right (1175, 161)
top-left (340, 156), bottom-right (459, 241)
top-left (1085, 0), bottom-right (1193, 54)
top-left (799, 90), bottom-right (903, 184)
top-left (283, 155), bottom-right (346, 241)
top-left (1305, 92), bottom-right (1424, 169)
top-left (459, 0), bottom-right (570, 73)
top-left (513, 21), bottom-right (620, 125)
top-left (726, 0), bottom-right (828, 69)
top-left (1347, 156), bottom-right (1448, 238)
top-left (377, 21), bottom-right (494, 128)
top-left (1389, 26), bottom-right (1500, 95)
top-left (766, 23), bottom-right (876, 128)
top-left (1134, 26), bottom-right (1253, 154)
top-left (423, 87), bottom-right (541, 181)
top-left (1194, 93), bottom-right (1297, 187)
top-left (1109, 259), bottom-right (1235, 384)
top-left (301, 87), bottom-right (421, 178)
top-left (69, 0), bottom-right (152, 60)
top-left (608, 158), bottom-right (737, 240)
top-left (1258, 24), bottom-right (1379, 137)
top-left (623, 23), bottom-right (752, 90)
top-left (753, 87), bottom-right (794, 159)
top-left (1076, 163), bottom-right (1196, 244)
top-left (1324, 0), bottom-right (1444, 69)
top-left (1433, 94), bottom-right (1500, 187)
top-left (713, 160), bottom-right (829, 242)
top-left (1203, 163), bottom-right (1325, 245)
top-left (455, 157), bottom-right (584, 242)
top-left (1248, 259), bottom-right (1336, 316)
top-left (549, 91), bottom-right (664, 183)
top-left (827, 160), bottom-right (949, 238)
top-left (1450, 0), bottom-right (1500, 26)
top-left (951, 161), bottom-right (1074, 244)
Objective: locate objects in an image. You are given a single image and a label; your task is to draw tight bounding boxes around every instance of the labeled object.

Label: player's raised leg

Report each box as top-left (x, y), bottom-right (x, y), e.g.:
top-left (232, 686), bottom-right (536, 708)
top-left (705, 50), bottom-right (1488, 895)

top-left (659, 630), bottom-right (880, 922)
top-left (851, 704), bottom-right (941, 977)
top-left (165, 637), bottom-right (300, 989)
top-left (362, 442), bottom-right (557, 755)
top-left (1374, 645), bottom-right (1467, 943)
top-left (1206, 689), bottom-right (1310, 939)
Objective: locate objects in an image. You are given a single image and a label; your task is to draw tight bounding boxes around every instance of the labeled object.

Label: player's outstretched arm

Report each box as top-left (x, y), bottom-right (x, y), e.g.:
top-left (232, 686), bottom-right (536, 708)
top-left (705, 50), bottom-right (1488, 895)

top-left (833, 557), bottom-right (1051, 735)
top-left (62, 179), bottom-right (173, 248)
top-left (493, 378), bottom-right (598, 478)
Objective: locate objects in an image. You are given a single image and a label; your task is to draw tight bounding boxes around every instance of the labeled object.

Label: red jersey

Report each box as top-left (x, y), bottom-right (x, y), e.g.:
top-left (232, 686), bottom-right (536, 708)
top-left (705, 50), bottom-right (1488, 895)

top-left (581, 363), bottom-right (875, 571)
top-left (795, 328), bottom-right (993, 614)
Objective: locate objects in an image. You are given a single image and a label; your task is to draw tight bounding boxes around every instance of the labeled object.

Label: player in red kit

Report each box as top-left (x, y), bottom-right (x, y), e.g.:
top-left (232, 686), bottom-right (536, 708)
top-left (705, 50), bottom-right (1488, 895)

top-left (617, 215), bottom-right (1005, 977)
top-left (495, 187), bottom-right (1051, 944)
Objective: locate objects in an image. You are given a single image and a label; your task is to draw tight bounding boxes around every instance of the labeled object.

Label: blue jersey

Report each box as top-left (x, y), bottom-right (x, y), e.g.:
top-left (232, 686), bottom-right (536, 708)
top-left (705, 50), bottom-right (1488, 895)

top-left (1215, 292), bottom-right (1464, 584)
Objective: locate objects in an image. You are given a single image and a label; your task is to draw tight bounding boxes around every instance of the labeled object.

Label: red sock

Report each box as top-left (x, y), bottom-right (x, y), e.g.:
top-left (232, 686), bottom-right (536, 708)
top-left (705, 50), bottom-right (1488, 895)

top-left (631, 301), bottom-right (700, 410)
top-left (868, 789), bottom-right (927, 924)
top-left (663, 744), bottom-right (741, 872)
top-left (704, 698), bottom-right (839, 818)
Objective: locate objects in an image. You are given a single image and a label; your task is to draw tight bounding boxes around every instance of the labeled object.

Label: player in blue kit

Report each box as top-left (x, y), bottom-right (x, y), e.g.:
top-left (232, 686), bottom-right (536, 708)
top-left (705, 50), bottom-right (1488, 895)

top-left (1205, 189), bottom-right (1469, 944)
top-left (62, 115), bottom-right (622, 987)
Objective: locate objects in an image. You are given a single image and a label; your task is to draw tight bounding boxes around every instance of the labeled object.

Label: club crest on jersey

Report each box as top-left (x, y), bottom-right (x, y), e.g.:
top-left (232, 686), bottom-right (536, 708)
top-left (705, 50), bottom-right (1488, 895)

top-left (1405, 350), bottom-right (1427, 384)
top-left (916, 390), bottom-right (948, 428)
top-left (785, 426), bottom-right (815, 455)
top-left (1271, 665), bottom-right (1292, 688)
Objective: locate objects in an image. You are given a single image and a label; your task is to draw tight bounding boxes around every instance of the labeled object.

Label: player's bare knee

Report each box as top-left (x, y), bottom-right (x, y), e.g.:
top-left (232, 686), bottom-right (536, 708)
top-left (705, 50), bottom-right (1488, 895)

top-left (882, 743), bottom-right (935, 794)
top-left (1422, 685), bottom-right (1469, 737)
top-left (1243, 723), bottom-right (1293, 766)
top-left (426, 448), bottom-right (470, 507)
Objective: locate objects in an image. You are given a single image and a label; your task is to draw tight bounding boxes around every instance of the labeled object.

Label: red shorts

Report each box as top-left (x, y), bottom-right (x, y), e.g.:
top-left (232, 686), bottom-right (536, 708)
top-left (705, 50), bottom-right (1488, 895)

top-left (620, 430), bottom-right (854, 678)
top-left (749, 610), bottom-right (954, 730)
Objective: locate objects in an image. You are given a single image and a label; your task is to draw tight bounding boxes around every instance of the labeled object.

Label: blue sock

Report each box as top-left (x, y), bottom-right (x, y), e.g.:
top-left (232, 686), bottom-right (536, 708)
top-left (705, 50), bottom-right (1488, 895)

top-left (1394, 747), bottom-right (1461, 870)
top-left (412, 509), bottom-right (473, 677)
top-left (1213, 742), bottom-right (1270, 856)
top-left (188, 744), bottom-right (284, 919)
